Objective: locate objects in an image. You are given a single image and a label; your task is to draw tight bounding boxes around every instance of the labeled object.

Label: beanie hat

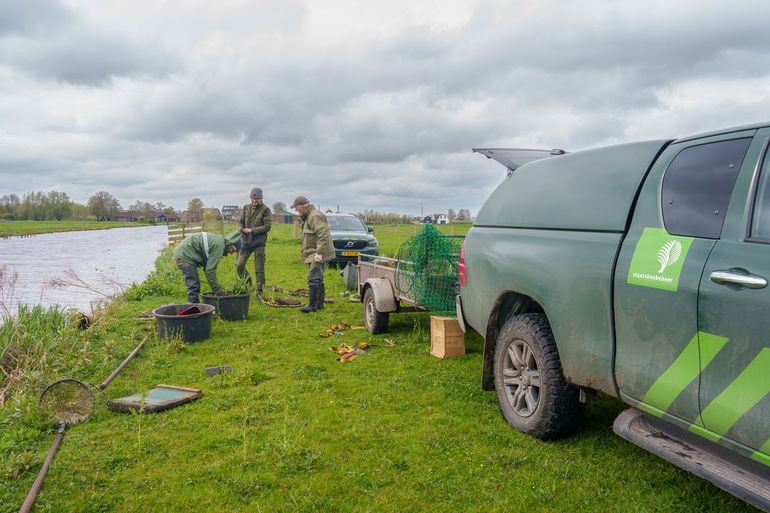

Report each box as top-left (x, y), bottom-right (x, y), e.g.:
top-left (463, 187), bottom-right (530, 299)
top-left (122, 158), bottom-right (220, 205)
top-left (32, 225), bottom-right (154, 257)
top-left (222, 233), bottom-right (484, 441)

top-left (224, 231), bottom-right (242, 252)
top-left (250, 187), bottom-right (263, 199)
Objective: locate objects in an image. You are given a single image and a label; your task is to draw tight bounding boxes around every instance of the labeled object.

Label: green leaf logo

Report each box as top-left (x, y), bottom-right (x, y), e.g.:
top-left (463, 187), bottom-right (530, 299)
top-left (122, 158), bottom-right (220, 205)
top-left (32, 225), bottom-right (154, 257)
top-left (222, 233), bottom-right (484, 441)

top-left (657, 240), bottom-right (682, 273)
top-left (628, 228), bottom-right (694, 292)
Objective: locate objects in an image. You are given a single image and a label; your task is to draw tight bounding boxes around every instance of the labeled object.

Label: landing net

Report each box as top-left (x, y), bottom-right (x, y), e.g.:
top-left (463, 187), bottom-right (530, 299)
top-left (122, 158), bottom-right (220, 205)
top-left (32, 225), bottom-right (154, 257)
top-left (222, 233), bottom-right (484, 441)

top-left (394, 224), bottom-right (464, 314)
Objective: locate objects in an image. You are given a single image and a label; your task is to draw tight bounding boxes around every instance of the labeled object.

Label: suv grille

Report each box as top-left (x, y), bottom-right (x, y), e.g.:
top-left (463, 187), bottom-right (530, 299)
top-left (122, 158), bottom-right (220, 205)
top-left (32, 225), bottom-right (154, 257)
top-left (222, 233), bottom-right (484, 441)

top-left (333, 239), bottom-right (367, 250)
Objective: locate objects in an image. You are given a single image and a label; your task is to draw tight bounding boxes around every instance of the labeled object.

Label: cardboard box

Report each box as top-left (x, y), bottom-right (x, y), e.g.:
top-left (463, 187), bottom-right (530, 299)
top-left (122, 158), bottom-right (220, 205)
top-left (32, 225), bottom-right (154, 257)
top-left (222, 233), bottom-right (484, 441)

top-left (430, 316), bottom-right (465, 358)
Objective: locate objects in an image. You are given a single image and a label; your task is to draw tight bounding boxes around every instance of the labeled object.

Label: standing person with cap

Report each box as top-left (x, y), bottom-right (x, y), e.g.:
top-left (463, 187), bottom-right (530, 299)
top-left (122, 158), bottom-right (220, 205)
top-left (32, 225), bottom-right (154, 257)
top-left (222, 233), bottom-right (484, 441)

top-left (291, 195), bottom-right (334, 313)
top-left (237, 187), bottom-right (272, 298)
top-left (173, 231), bottom-right (242, 304)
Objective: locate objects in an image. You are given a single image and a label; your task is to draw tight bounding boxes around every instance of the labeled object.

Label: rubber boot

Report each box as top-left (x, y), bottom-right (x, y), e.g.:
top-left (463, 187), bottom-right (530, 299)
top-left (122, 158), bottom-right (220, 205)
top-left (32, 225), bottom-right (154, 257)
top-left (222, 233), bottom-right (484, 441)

top-left (316, 285), bottom-right (325, 310)
top-left (300, 284), bottom-right (319, 313)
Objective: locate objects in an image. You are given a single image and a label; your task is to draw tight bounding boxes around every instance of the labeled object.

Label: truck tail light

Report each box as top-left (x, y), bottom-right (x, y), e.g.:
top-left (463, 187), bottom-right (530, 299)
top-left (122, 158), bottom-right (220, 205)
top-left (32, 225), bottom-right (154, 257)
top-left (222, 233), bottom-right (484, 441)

top-left (458, 242), bottom-right (467, 287)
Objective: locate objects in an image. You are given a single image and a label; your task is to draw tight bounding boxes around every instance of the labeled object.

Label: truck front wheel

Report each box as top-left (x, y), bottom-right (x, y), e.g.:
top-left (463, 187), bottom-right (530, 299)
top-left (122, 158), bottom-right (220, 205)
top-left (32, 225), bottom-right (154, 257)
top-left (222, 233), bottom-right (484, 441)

top-left (493, 313), bottom-right (583, 439)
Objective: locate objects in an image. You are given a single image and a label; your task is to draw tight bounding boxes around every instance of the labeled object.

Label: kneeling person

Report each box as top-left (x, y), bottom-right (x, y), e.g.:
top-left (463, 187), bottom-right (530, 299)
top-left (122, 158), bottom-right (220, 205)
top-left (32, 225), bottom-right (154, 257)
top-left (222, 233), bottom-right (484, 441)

top-left (173, 231), bottom-right (242, 303)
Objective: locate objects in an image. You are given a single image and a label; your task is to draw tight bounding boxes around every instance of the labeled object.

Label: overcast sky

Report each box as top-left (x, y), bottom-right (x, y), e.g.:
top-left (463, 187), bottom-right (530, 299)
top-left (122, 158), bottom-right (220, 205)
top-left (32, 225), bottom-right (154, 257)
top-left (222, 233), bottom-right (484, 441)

top-left (2, 0), bottom-right (770, 216)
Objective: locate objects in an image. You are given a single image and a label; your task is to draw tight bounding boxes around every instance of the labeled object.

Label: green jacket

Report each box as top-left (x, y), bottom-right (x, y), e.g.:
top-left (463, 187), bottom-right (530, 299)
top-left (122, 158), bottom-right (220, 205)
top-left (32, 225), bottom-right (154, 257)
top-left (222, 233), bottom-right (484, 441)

top-left (299, 205), bottom-right (335, 263)
top-left (239, 203), bottom-right (272, 248)
top-left (172, 232), bottom-right (240, 291)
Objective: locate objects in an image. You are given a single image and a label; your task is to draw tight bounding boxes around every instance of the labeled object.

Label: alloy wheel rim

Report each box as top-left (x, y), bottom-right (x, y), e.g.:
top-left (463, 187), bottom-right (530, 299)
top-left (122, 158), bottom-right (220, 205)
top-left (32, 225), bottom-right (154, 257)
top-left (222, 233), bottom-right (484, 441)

top-left (502, 339), bottom-right (541, 417)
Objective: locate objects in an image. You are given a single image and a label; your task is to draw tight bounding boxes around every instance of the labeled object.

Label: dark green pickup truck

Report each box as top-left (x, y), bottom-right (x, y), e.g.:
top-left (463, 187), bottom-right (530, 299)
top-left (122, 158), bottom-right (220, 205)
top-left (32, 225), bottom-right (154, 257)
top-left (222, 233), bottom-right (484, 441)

top-left (458, 122), bottom-right (770, 510)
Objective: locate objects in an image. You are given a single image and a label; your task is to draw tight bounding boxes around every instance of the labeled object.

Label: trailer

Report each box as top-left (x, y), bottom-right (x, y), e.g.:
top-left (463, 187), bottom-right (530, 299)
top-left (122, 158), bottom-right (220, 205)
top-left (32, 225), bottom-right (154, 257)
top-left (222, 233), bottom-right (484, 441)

top-left (357, 232), bottom-right (464, 333)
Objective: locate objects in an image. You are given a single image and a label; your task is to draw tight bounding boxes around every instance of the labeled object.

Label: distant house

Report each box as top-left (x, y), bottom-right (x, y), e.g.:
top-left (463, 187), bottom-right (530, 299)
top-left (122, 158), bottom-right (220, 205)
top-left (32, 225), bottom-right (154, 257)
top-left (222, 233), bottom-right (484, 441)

top-left (272, 210), bottom-right (298, 224)
top-left (114, 210), bottom-right (140, 222)
top-left (155, 211), bottom-right (180, 223)
top-left (423, 214), bottom-right (448, 225)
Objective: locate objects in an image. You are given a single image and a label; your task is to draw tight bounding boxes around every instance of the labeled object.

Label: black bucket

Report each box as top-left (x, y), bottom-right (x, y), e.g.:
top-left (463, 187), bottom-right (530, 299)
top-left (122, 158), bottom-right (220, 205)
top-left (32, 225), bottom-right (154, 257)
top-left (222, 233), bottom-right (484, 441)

top-left (152, 303), bottom-right (215, 343)
top-left (201, 293), bottom-right (250, 321)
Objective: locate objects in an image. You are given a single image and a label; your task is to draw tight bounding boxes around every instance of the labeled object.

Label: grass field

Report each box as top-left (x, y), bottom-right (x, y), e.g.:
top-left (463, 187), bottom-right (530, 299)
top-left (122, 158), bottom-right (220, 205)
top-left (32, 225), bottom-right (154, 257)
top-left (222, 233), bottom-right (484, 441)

top-left (0, 220), bottom-right (145, 237)
top-left (0, 224), bottom-right (755, 512)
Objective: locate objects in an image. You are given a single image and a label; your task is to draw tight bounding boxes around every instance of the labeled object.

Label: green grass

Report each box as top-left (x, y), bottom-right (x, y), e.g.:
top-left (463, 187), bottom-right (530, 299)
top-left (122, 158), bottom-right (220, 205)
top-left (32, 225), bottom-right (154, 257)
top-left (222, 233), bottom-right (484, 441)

top-left (0, 220), bottom-right (147, 237)
top-left (0, 224), bottom-right (755, 512)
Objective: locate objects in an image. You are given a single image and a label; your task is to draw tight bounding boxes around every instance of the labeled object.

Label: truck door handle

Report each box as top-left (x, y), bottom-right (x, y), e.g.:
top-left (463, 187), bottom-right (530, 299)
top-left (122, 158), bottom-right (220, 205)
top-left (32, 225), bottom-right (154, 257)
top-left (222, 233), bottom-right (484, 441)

top-left (710, 270), bottom-right (767, 289)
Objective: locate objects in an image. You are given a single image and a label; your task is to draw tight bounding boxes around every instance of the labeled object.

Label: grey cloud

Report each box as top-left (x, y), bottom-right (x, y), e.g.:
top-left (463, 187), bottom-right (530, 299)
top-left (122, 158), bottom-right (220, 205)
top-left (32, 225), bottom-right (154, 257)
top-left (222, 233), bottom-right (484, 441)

top-left (0, 0), bottom-right (179, 84)
top-left (0, 30), bottom-right (179, 84)
top-left (4, 0), bottom-right (770, 216)
top-left (0, 0), bottom-right (72, 36)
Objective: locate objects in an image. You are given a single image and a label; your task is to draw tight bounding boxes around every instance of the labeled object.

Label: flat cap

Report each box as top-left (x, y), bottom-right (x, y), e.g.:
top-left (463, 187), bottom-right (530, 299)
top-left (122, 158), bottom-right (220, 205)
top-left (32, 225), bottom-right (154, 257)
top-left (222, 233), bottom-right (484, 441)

top-left (250, 187), bottom-right (263, 198)
top-left (291, 195), bottom-right (309, 208)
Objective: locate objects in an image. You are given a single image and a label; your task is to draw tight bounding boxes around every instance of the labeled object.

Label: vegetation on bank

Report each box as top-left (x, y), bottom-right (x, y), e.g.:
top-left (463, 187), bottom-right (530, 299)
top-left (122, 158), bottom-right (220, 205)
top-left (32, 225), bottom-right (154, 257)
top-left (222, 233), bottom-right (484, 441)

top-left (0, 224), bottom-right (752, 512)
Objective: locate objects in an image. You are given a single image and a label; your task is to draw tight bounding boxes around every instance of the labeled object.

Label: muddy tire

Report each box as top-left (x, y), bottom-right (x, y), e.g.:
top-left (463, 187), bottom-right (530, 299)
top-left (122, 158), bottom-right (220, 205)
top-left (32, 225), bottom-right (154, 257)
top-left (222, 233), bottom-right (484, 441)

top-left (493, 313), bottom-right (583, 439)
top-left (363, 287), bottom-right (389, 334)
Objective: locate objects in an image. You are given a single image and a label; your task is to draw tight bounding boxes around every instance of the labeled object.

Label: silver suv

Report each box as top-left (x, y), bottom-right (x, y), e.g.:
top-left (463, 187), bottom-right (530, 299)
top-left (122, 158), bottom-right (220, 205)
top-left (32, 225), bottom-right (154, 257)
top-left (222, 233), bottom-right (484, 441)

top-left (326, 213), bottom-right (378, 267)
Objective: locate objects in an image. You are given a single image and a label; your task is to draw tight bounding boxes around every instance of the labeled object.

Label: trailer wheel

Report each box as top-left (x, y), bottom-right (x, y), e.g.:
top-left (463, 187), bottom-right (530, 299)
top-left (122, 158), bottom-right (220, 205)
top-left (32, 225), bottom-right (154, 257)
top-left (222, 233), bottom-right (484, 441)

top-left (363, 287), bottom-right (389, 334)
top-left (493, 313), bottom-right (583, 439)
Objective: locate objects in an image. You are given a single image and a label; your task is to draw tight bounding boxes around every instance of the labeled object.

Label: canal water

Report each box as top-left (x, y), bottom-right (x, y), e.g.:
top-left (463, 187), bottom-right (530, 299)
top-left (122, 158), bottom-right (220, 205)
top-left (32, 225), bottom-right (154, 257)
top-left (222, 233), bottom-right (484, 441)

top-left (0, 226), bottom-right (168, 314)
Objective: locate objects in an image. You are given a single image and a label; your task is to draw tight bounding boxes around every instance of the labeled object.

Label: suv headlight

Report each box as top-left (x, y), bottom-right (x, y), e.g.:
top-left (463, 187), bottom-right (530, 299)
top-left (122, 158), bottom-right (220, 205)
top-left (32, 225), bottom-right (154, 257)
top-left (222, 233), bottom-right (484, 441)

top-left (367, 238), bottom-right (378, 247)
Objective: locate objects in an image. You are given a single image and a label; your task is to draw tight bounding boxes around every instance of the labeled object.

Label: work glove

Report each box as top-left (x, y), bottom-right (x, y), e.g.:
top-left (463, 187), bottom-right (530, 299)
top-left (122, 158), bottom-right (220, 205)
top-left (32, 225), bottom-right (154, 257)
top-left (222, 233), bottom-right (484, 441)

top-left (313, 253), bottom-right (323, 263)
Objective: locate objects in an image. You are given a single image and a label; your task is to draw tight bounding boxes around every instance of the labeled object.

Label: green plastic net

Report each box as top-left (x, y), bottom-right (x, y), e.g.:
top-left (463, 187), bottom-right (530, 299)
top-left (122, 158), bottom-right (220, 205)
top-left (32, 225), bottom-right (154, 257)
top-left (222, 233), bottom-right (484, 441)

top-left (394, 224), bottom-right (465, 313)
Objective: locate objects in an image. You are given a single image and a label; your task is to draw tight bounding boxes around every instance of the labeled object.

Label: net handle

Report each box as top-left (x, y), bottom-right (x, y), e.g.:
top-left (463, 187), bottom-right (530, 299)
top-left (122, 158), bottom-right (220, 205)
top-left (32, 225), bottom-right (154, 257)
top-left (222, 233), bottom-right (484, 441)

top-left (19, 423), bottom-right (66, 513)
top-left (98, 337), bottom-right (146, 391)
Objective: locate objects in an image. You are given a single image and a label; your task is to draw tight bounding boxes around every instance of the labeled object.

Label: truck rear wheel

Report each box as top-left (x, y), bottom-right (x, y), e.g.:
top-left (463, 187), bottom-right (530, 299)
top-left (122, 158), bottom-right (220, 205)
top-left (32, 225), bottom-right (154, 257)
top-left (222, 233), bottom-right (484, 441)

top-left (363, 287), bottom-right (389, 334)
top-left (493, 313), bottom-right (583, 439)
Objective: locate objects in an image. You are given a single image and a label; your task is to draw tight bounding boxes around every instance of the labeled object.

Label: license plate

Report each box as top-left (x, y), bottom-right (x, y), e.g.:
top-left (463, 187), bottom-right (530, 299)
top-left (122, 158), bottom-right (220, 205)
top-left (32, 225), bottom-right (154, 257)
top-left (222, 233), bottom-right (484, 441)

top-left (342, 251), bottom-right (359, 257)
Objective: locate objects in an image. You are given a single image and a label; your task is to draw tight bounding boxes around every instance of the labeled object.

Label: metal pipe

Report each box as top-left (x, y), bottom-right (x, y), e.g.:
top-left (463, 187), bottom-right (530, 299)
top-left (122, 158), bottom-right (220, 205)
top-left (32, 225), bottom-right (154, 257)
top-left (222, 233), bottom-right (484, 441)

top-left (98, 337), bottom-right (146, 391)
top-left (19, 424), bottom-right (65, 513)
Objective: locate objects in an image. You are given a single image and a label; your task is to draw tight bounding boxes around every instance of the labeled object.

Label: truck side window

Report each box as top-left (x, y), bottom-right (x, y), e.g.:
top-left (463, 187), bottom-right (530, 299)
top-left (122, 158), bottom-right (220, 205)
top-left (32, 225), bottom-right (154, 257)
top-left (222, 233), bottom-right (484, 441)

top-left (750, 144), bottom-right (770, 240)
top-left (662, 138), bottom-right (751, 239)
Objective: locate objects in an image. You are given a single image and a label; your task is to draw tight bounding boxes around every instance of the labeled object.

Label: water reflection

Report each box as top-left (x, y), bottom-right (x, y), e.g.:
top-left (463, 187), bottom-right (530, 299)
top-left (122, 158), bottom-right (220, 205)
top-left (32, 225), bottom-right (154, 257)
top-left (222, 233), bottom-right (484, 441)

top-left (0, 226), bottom-right (168, 313)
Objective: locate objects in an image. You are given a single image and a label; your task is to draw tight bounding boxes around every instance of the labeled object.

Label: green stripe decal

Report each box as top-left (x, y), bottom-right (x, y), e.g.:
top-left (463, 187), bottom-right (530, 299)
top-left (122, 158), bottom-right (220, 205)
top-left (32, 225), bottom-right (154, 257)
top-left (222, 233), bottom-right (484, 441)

top-left (699, 348), bottom-right (770, 437)
top-left (641, 332), bottom-right (727, 416)
top-left (751, 439), bottom-right (770, 466)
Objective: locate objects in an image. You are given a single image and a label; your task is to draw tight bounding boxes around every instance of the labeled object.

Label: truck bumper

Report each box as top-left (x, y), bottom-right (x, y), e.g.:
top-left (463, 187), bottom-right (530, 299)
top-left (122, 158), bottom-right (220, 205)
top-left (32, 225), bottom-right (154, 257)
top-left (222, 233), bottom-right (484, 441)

top-left (455, 294), bottom-right (467, 333)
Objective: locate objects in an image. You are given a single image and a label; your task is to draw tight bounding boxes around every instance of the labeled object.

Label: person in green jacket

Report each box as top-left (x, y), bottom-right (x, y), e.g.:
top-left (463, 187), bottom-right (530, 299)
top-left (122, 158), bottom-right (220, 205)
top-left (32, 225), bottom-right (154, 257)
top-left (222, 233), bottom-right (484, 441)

top-left (172, 231), bottom-right (242, 304)
top-left (291, 195), bottom-right (335, 313)
top-left (236, 187), bottom-right (272, 297)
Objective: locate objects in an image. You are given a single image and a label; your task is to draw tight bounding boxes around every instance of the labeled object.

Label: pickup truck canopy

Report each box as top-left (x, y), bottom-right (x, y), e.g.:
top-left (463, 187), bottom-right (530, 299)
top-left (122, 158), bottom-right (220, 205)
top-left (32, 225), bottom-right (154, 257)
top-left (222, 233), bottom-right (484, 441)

top-left (474, 140), bottom-right (672, 232)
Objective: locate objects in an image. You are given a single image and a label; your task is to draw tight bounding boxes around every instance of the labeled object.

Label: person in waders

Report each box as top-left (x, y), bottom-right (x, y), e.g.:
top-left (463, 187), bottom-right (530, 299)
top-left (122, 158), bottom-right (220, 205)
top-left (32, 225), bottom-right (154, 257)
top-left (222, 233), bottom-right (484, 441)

top-left (291, 195), bottom-right (334, 313)
top-left (236, 187), bottom-right (272, 298)
top-left (173, 231), bottom-right (242, 304)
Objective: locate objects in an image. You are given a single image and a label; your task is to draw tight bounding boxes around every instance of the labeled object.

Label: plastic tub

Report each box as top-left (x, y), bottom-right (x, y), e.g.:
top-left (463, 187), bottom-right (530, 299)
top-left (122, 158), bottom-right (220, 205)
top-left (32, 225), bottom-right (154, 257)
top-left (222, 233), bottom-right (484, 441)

top-left (152, 303), bottom-right (215, 343)
top-left (201, 293), bottom-right (250, 321)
